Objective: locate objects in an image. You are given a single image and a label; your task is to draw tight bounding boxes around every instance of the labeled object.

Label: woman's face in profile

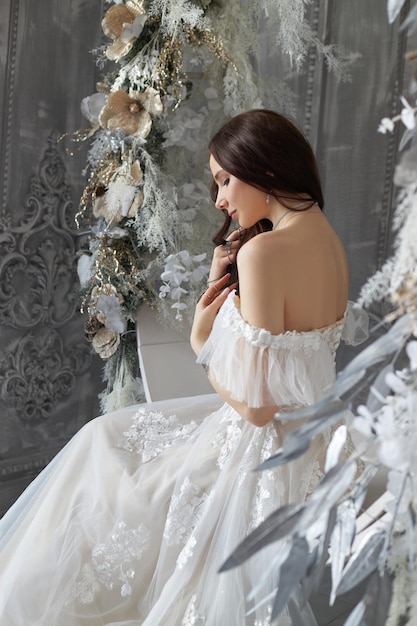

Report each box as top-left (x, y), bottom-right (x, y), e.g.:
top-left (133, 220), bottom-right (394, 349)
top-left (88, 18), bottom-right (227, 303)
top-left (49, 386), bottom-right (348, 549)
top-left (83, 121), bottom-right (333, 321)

top-left (209, 155), bottom-right (269, 229)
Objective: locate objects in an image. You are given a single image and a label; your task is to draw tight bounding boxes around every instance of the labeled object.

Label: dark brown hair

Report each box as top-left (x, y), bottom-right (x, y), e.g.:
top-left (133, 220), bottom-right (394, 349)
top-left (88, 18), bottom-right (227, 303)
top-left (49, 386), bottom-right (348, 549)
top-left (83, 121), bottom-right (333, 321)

top-left (208, 109), bottom-right (324, 287)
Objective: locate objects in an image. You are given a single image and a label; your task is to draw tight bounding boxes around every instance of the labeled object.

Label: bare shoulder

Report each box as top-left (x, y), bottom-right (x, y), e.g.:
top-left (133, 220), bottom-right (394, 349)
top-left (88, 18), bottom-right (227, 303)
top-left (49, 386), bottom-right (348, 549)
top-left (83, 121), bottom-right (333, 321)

top-left (237, 217), bottom-right (348, 332)
top-left (237, 231), bottom-right (287, 333)
top-left (237, 229), bottom-right (288, 266)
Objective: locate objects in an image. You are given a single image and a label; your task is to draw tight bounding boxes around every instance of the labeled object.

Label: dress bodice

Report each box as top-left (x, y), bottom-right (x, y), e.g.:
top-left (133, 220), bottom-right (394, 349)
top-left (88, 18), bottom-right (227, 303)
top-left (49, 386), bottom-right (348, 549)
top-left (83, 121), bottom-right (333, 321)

top-left (197, 291), bottom-right (346, 412)
top-left (220, 292), bottom-right (345, 357)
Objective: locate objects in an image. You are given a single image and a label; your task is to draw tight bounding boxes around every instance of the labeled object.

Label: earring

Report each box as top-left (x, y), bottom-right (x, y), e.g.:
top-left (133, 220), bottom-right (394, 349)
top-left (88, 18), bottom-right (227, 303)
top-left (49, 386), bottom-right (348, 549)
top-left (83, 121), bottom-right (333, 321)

top-left (265, 194), bottom-right (270, 204)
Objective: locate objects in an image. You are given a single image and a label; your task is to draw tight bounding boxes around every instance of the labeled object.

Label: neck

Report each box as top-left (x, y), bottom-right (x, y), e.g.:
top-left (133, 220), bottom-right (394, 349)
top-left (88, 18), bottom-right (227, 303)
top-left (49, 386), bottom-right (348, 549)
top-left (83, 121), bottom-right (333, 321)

top-left (272, 210), bottom-right (292, 230)
top-left (272, 202), bottom-right (319, 230)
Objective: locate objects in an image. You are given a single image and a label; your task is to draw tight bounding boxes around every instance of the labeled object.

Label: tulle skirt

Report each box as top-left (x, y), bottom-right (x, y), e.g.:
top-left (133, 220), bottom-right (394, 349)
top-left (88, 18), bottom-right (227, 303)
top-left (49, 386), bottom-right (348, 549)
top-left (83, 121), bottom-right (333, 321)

top-left (0, 394), bottom-right (321, 625)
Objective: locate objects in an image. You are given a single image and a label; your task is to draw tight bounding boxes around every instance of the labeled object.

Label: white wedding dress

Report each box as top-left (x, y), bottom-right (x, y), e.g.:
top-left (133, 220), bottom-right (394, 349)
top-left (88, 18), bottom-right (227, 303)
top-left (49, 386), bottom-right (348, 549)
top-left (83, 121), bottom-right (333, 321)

top-left (0, 291), bottom-right (362, 626)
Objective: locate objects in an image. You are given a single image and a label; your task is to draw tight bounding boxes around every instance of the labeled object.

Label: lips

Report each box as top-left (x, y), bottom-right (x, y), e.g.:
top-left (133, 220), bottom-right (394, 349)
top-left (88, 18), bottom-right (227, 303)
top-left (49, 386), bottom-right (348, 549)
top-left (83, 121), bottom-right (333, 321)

top-left (229, 211), bottom-right (237, 220)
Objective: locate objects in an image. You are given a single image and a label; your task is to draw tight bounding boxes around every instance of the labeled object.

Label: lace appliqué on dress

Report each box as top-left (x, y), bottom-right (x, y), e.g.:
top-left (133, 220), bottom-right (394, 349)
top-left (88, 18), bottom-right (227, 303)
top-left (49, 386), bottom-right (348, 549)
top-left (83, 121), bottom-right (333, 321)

top-left (301, 460), bottom-right (323, 499)
top-left (163, 477), bottom-right (210, 547)
top-left (177, 534), bottom-right (198, 570)
top-left (210, 409), bottom-right (242, 470)
top-left (182, 594), bottom-right (206, 625)
top-left (117, 407), bottom-right (198, 462)
top-left (249, 424), bottom-right (284, 530)
top-left (254, 603), bottom-right (274, 626)
top-left (71, 521), bottom-right (150, 604)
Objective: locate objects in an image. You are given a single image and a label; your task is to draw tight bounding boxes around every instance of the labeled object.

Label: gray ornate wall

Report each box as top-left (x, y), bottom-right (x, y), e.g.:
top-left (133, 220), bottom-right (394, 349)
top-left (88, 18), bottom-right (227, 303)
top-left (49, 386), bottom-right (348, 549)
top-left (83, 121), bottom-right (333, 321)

top-left (264, 0), bottom-right (410, 302)
top-left (0, 0), bottom-right (105, 515)
top-left (0, 0), bottom-right (411, 515)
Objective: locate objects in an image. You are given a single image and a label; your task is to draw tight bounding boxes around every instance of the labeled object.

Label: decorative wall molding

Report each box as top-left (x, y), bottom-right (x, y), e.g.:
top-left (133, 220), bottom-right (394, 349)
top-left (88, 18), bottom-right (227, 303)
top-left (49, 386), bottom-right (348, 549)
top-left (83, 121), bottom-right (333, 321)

top-left (0, 0), bottom-right (19, 214)
top-left (377, 2), bottom-right (410, 270)
top-left (0, 134), bottom-right (92, 425)
top-left (0, 135), bottom-right (83, 329)
top-left (0, 328), bottom-right (91, 421)
top-left (303, 0), bottom-right (321, 141)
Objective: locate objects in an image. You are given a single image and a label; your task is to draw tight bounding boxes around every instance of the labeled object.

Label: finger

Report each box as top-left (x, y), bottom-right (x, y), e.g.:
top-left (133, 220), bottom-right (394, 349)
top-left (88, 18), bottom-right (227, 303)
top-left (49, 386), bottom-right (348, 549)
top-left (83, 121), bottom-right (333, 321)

top-left (209, 273), bottom-right (231, 291)
top-left (202, 274), bottom-right (231, 306)
top-left (207, 286), bottom-right (231, 311)
top-left (227, 228), bottom-right (242, 242)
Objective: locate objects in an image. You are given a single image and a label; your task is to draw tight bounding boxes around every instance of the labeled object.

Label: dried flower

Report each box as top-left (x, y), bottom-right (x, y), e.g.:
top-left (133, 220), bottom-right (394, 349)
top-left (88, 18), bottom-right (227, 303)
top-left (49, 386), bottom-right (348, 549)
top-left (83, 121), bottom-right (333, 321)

top-left (102, 2), bottom-right (147, 61)
top-left (93, 184), bottom-right (143, 224)
top-left (96, 294), bottom-right (127, 334)
top-left (98, 88), bottom-right (164, 139)
top-left (92, 159), bottom-right (144, 224)
top-left (80, 92), bottom-right (108, 132)
top-left (77, 253), bottom-right (94, 288)
top-left (92, 327), bottom-right (121, 359)
top-left (84, 315), bottom-right (105, 342)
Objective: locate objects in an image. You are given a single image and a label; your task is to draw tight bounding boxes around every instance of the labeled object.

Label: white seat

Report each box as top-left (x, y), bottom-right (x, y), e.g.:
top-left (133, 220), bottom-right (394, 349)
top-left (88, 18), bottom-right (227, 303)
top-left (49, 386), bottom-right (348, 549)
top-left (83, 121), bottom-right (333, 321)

top-left (136, 305), bottom-right (213, 402)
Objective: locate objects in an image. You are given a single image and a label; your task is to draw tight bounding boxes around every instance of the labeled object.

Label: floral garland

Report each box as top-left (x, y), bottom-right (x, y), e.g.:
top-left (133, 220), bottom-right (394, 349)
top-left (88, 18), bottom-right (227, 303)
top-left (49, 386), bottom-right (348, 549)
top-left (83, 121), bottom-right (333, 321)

top-left (73, 0), bottom-right (353, 411)
top-left (74, 0), bottom-right (239, 410)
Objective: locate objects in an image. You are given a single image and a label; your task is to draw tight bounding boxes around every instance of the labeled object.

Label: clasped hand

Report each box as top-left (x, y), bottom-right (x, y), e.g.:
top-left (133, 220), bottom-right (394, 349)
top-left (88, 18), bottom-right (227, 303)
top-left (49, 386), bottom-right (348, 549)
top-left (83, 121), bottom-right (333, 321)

top-left (191, 229), bottom-right (242, 357)
top-left (207, 228), bottom-right (241, 283)
top-left (190, 273), bottom-right (233, 357)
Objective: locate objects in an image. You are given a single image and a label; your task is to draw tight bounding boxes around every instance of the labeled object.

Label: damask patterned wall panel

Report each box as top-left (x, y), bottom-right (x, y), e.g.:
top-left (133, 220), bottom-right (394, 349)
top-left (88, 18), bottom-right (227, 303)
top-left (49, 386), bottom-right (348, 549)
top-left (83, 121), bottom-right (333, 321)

top-left (0, 0), bottom-right (105, 515)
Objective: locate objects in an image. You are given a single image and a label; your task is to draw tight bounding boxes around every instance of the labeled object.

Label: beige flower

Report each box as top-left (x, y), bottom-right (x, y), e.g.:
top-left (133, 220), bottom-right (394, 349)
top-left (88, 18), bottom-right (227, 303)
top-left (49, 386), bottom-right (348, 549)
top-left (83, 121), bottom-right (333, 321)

top-left (92, 160), bottom-right (144, 224)
top-left (93, 185), bottom-right (143, 223)
top-left (99, 88), bottom-right (164, 138)
top-left (102, 2), bottom-right (147, 61)
top-left (92, 327), bottom-right (121, 359)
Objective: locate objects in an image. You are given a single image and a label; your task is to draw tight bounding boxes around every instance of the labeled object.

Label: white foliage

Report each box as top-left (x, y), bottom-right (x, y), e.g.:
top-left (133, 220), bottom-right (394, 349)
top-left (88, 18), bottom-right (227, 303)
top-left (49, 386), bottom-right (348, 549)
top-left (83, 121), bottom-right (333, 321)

top-left (133, 148), bottom-right (179, 253)
top-left (387, 0), bottom-right (407, 24)
top-left (358, 186), bottom-right (417, 307)
top-left (325, 425), bottom-right (347, 473)
top-left (100, 357), bottom-right (145, 414)
top-left (84, 130), bottom-right (125, 173)
top-left (159, 250), bottom-right (209, 321)
top-left (390, 189), bottom-right (417, 294)
top-left (262, 0), bottom-right (354, 80)
top-left (357, 258), bottom-right (395, 307)
top-left (148, 0), bottom-right (209, 39)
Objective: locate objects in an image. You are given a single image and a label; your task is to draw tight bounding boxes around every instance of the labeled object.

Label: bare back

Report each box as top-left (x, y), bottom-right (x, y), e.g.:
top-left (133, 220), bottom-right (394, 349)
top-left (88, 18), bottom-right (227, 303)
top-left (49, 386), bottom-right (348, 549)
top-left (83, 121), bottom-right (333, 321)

top-left (237, 211), bottom-right (349, 335)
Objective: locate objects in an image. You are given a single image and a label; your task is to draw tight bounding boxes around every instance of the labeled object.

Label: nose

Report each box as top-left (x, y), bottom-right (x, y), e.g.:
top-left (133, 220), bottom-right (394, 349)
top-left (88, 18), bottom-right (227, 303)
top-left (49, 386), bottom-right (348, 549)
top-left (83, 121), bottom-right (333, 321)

top-left (215, 190), bottom-right (227, 210)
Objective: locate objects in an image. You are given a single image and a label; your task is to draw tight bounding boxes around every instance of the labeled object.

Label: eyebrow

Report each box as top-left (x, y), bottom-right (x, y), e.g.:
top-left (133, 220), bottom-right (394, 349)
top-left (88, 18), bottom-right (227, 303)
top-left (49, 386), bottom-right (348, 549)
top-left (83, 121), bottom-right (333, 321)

top-left (213, 168), bottom-right (226, 182)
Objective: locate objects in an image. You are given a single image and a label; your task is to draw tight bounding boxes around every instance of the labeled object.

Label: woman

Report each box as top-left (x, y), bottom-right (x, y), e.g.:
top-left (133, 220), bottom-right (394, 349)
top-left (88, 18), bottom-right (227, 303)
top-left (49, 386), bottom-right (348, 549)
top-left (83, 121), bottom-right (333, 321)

top-left (0, 110), bottom-right (350, 625)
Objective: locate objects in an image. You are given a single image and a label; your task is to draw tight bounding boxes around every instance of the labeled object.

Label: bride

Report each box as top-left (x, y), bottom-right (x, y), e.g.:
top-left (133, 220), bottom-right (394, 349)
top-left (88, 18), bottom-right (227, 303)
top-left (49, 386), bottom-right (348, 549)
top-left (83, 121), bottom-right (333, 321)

top-left (0, 109), bottom-right (352, 625)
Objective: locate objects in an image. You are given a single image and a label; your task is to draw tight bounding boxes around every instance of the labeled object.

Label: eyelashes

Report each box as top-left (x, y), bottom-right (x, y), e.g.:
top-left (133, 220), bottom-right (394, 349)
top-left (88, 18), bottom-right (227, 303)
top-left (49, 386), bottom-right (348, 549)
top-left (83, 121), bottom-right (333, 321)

top-left (210, 174), bottom-right (230, 201)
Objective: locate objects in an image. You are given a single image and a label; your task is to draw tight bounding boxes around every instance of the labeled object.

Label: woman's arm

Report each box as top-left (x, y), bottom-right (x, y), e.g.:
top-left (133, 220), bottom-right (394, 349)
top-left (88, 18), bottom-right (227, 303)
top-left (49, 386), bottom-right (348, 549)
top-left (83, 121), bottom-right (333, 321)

top-left (205, 373), bottom-right (278, 427)
top-left (191, 275), bottom-right (277, 427)
top-left (191, 234), bottom-right (285, 427)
